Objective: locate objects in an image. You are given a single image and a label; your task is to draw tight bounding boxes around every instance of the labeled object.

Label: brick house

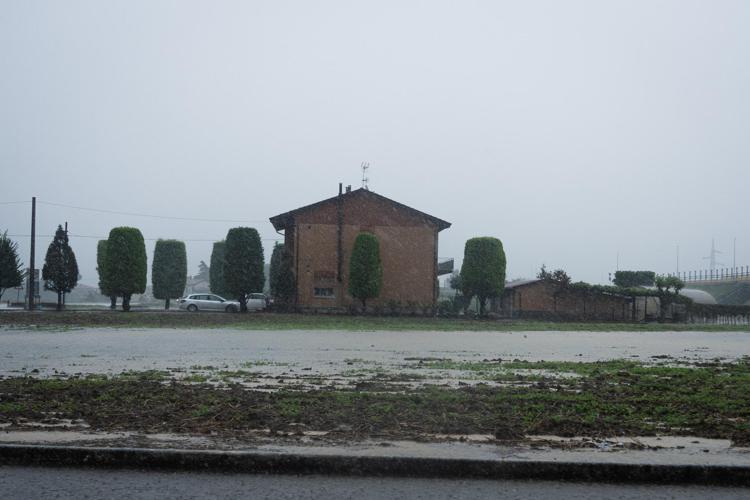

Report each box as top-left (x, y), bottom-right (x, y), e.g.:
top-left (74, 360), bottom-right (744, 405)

top-left (269, 186), bottom-right (451, 311)
top-left (493, 279), bottom-right (634, 321)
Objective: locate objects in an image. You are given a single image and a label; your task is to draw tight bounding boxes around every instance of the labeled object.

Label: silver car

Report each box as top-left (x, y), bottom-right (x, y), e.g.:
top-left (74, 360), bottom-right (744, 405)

top-left (178, 294), bottom-right (241, 313)
top-left (177, 293), bottom-right (267, 312)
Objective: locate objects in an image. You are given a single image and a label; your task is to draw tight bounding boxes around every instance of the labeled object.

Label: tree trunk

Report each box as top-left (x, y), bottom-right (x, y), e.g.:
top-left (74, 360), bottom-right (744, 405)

top-left (478, 296), bottom-right (486, 316)
top-left (361, 298), bottom-right (367, 314)
top-left (165, 298), bottom-right (170, 310)
top-left (122, 294), bottom-right (131, 312)
top-left (110, 296), bottom-right (117, 310)
top-left (57, 291), bottom-right (63, 311)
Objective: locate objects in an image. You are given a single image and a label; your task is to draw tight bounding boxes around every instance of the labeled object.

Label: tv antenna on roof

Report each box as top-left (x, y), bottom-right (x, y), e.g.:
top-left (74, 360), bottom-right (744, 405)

top-left (361, 161), bottom-right (370, 190)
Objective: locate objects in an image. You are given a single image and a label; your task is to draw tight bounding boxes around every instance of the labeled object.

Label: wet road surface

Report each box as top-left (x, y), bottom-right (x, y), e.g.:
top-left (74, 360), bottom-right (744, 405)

top-left (1, 466), bottom-right (749, 500)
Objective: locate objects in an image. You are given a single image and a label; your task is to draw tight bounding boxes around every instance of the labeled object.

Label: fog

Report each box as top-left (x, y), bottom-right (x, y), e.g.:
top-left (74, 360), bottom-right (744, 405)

top-left (1, 0), bottom-right (748, 287)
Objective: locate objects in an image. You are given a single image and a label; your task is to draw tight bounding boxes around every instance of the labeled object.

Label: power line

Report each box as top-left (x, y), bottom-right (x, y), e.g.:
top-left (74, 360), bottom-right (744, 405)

top-left (0, 200), bottom-right (30, 205)
top-left (36, 200), bottom-right (268, 224)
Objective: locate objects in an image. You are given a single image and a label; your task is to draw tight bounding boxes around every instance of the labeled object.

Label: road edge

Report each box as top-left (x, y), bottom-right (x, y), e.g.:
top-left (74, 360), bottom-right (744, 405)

top-left (1, 444), bottom-right (749, 485)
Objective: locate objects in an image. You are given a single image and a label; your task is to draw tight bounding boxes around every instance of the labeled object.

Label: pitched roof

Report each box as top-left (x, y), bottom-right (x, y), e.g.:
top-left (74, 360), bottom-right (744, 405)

top-left (504, 279), bottom-right (541, 289)
top-left (269, 188), bottom-right (451, 231)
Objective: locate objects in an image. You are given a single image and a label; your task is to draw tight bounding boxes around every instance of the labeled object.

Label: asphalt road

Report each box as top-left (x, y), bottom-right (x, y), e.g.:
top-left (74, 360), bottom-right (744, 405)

top-left (1, 466), bottom-right (749, 500)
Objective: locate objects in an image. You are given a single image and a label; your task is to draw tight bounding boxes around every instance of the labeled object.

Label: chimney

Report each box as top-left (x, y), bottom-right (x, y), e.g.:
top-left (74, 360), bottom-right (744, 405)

top-left (346, 185), bottom-right (351, 193)
top-left (338, 182), bottom-right (343, 196)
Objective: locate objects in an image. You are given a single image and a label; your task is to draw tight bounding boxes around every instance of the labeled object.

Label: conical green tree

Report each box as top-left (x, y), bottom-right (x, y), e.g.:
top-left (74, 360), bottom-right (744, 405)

top-left (348, 233), bottom-right (382, 311)
top-left (223, 227), bottom-right (264, 312)
top-left (0, 231), bottom-right (24, 303)
top-left (152, 239), bottom-right (187, 310)
top-left (96, 240), bottom-right (117, 309)
top-left (269, 242), bottom-right (295, 308)
top-left (209, 240), bottom-right (229, 297)
top-left (42, 225), bottom-right (79, 310)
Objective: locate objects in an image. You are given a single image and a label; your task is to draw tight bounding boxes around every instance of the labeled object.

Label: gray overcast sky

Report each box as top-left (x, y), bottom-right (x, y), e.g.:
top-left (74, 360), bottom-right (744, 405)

top-left (1, 0), bottom-right (749, 287)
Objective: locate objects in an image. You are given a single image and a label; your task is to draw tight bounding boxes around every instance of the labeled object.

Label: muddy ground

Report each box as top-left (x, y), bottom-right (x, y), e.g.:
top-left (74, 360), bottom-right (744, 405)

top-left (2, 359), bottom-right (749, 447)
top-left (3, 324), bottom-right (749, 448)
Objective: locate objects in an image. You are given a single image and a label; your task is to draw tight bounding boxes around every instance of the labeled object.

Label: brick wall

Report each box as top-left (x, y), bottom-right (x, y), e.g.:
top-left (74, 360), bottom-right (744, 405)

top-left (496, 281), bottom-right (633, 321)
top-left (290, 193), bottom-right (439, 310)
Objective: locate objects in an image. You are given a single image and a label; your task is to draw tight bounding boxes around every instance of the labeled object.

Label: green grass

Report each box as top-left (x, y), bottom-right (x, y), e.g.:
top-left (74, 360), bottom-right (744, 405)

top-left (191, 404), bottom-right (215, 418)
top-left (0, 402), bottom-right (24, 414)
top-left (2, 311), bottom-right (748, 332)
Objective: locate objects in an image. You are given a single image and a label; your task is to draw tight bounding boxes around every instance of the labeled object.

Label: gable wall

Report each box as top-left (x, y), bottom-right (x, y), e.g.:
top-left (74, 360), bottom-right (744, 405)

top-left (294, 193), bottom-right (435, 228)
top-left (291, 193), bottom-right (438, 309)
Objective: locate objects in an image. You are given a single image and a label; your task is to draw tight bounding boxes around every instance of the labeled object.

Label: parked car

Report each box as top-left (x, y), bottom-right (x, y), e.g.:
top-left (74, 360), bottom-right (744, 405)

top-left (177, 293), bottom-right (267, 312)
top-left (246, 293), bottom-right (269, 311)
top-left (177, 294), bottom-right (241, 313)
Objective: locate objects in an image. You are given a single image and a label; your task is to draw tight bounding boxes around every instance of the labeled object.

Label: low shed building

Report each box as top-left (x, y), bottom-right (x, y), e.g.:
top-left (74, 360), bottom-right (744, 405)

top-left (269, 186), bottom-right (451, 311)
top-left (493, 279), bottom-right (634, 321)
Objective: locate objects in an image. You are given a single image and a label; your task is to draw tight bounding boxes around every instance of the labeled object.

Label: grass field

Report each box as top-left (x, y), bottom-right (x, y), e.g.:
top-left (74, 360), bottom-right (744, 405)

top-left (2, 359), bottom-right (749, 443)
top-left (1, 310), bottom-right (748, 332)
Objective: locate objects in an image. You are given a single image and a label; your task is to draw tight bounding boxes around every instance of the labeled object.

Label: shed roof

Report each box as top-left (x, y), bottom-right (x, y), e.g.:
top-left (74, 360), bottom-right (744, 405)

top-left (269, 188), bottom-right (451, 231)
top-left (504, 279), bottom-right (541, 289)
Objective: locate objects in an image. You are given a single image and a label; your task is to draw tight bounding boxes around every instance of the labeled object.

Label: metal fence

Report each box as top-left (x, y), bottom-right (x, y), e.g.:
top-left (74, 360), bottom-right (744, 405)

top-left (687, 312), bottom-right (750, 325)
top-left (667, 266), bottom-right (750, 283)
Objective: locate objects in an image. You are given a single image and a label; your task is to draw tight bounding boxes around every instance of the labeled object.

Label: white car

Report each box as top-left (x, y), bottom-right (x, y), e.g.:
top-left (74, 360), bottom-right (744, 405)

top-left (177, 293), bottom-right (266, 312)
top-left (178, 294), bottom-right (240, 313)
top-left (246, 293), bottom-right (269, 311)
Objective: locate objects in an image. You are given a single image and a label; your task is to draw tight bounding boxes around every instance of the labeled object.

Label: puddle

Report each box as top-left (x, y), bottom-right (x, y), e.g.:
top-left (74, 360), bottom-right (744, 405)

top-left (2, 327), bottom-right (749, 392)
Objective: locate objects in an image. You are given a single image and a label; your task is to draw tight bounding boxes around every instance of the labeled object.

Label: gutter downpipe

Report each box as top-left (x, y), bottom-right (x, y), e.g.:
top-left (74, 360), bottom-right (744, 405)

top-left (337, 183), bottom-right (344, 307)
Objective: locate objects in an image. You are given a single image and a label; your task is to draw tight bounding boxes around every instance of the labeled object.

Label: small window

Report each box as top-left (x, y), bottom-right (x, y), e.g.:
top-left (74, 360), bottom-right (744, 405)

top-left (314, 287), bottom-right (335, 298)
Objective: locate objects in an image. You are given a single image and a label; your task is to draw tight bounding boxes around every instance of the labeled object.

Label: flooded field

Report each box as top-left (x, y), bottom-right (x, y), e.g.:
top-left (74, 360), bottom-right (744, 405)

top-left (2, 327), bottom-right (749, 390)
top-left (2, 327), bottom-right (750, 444)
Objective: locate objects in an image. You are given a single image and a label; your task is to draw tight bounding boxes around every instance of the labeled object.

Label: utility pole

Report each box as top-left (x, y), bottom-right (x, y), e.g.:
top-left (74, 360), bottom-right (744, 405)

top-left (28, 197), bottom-right (36, 310)
top-left (676, 244), bottom-right (680, 275)
top-left (63, 222), bottom-right (68, 306)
